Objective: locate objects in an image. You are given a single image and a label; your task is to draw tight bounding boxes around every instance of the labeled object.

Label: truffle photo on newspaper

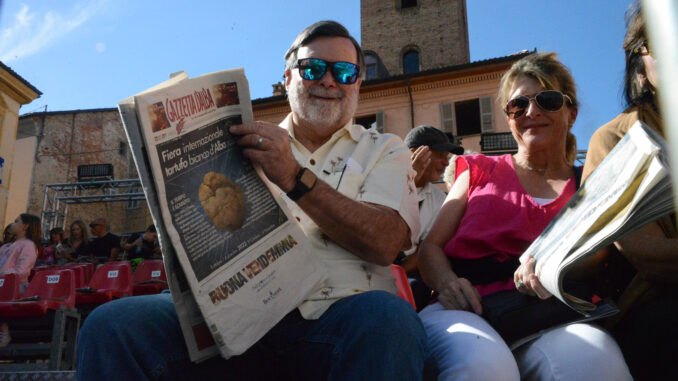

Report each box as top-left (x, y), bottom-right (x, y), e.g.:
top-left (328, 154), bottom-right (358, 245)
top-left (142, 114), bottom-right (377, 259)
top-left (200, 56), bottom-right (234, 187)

top-left (157, 115), bottom-right (288, 282)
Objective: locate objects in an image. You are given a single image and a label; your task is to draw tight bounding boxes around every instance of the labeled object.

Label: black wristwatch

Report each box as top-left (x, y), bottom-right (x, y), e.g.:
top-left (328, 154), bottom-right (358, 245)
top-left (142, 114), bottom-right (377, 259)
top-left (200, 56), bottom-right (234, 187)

top-left (286, 167), bottom-right (317, 201)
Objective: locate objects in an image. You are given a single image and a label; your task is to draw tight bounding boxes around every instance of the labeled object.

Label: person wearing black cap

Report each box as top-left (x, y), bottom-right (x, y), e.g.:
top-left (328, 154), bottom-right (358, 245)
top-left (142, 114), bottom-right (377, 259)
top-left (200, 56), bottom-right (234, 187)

top-left (399, 125), bottom-right (464, 277)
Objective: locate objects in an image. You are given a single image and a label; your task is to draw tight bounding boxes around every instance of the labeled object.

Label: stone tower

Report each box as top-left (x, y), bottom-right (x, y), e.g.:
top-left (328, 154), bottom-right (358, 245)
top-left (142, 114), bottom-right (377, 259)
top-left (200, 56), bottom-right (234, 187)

top-left (361, 0), bottom-right (470, 78)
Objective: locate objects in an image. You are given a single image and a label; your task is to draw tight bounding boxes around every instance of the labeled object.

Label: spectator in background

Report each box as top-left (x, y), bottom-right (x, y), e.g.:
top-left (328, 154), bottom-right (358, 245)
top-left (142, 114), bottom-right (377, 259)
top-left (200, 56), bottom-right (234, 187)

top-left (0, 214), bottom-right (41, 289)
top-left (44, 227), bottom-right (75, 265)
top-left (121, 225), bottom-right (161, 260)
top-left (442, 157), bottom-right (458, 190)
top-left (0, 215), bottom-right (42, 348)
top-left (399, 126), bottom-right (462, 271)
top-left (43, 227), bottom-right (62, 264)
top-left (398, 126), bottom-right (463, 310)
top-left (2, 225), bottom-right (15, 245)
top-left (580, 3), bottom-right (678, 378)
top-left (88, 218), bottom-right (120, 262)
top-left (65, 220), bottom-right (92, 260)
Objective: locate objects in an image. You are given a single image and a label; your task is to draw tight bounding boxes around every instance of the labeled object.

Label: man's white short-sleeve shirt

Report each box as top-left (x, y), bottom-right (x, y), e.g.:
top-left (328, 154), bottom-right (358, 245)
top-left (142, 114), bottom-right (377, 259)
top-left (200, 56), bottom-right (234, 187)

top-left (279, 114), bottom-right (420, 319)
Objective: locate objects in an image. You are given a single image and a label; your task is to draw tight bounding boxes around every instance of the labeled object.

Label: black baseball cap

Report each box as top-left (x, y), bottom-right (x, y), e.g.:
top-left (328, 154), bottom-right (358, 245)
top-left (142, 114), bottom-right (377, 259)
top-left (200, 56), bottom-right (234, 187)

top-left (404, 125), bottom-right (464, 155)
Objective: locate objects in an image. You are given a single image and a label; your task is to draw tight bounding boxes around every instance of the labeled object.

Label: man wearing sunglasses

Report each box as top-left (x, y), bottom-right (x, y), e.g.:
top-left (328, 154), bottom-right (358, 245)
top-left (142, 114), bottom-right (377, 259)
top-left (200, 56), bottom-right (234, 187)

top-left (77, 21), bottom-right (427, 381)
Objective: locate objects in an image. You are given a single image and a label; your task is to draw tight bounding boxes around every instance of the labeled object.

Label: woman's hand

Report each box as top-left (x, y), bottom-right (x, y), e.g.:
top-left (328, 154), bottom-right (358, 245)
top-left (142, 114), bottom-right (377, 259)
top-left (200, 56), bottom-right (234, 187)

top-left (437, 275), bottom-right (482, 314)
top-left (514, 255), bottom-right (552, 299)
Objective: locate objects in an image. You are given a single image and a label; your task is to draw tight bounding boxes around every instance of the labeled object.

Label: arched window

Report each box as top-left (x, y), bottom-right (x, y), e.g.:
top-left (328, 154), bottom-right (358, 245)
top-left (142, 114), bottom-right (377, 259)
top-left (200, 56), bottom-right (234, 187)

top-left (365, 54), bottom-right (378, 80)
top-left (403, 50), bottom-right (419, 74)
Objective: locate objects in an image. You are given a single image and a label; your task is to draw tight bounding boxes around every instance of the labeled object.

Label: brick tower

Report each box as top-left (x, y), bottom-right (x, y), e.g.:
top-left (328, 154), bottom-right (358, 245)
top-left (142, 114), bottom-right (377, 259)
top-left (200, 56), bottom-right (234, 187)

top-left (361, 0), bottom-right (470, 78)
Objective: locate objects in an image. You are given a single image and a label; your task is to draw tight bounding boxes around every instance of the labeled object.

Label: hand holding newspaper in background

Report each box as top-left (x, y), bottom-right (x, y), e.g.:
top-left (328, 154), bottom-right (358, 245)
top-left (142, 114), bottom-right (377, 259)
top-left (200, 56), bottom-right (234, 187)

top-left (519, 121), bottom-right (674, 315)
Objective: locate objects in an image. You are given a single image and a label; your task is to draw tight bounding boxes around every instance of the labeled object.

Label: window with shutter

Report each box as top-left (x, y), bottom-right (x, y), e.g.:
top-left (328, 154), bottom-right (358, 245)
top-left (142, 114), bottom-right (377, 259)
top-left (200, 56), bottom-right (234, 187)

top-left (479, 96), bottom-right (494, 132)
top-left (375, 111), bottom-right (385, 133)
top-left (440, 103), bottom-right (455, 133)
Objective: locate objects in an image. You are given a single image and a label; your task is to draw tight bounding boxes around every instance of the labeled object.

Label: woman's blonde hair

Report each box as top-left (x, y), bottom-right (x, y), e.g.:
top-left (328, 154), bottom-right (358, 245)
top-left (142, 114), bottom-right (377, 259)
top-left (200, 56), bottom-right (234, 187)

top-left (68, 220), bottom-right (90, 243)
top-left (498, 52), bottom-right (578, 165)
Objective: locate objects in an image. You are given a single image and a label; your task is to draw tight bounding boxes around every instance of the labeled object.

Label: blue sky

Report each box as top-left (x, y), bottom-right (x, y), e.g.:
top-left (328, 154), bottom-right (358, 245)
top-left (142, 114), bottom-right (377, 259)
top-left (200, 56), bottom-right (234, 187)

top-left (0, 0), bottom-right (633, 148)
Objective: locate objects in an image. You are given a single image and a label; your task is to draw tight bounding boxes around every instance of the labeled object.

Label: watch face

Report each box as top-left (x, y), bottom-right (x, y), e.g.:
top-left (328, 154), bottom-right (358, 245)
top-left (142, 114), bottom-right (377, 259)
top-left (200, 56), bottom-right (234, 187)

top-left (299, 169), bottom-right (317, 188)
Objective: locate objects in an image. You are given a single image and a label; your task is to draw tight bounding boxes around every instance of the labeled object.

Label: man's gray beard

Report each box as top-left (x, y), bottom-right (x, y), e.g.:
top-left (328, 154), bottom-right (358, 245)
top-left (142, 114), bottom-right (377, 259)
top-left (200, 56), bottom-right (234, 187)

top-left (288, 82), bottom-right (358, 131)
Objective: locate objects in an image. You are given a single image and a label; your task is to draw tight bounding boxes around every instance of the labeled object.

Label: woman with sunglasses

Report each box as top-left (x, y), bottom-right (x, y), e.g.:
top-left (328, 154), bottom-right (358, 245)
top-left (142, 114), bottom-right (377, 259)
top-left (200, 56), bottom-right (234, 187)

top-left (417, 52), bottom-right (630, 380)
top-left (578, 4), bottom-right (678, 379)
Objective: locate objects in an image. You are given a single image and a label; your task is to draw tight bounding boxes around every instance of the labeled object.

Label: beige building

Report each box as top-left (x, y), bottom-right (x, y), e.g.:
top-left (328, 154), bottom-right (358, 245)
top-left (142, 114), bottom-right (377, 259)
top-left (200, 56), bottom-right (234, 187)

top-left (0, 61), bottom-right (41, 229)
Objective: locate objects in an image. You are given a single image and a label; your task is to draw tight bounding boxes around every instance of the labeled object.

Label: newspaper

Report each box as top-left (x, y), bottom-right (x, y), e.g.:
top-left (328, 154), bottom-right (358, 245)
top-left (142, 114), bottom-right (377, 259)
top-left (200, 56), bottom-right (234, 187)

top-left (118, 69), bottom-right (326, 360)
top-left (521, 121), bottom-right (674, 315)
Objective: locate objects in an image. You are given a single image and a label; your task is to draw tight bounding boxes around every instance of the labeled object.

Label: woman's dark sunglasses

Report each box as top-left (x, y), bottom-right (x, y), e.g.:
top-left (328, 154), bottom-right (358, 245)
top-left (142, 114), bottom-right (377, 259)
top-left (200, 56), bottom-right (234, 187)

top-left (294, 58), bottom-right (360, 85)
top-left (504, 90), bottom-right (572, 119)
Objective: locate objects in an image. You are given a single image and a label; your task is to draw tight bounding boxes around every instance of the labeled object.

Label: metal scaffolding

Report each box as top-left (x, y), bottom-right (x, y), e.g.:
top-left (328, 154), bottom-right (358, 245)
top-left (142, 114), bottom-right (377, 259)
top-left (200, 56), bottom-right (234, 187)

top-left (41, 179), bottom-right (145, 238)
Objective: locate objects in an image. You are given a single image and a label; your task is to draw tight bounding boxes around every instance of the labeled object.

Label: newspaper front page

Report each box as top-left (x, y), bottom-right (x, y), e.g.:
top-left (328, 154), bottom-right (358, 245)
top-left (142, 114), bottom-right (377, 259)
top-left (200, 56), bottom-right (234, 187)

top-left (521, 121), bottom-right (673, 315)
top-left (120, 69), bottom-right (326, 359)
top-left (120, 72), bottom-right (220, 362)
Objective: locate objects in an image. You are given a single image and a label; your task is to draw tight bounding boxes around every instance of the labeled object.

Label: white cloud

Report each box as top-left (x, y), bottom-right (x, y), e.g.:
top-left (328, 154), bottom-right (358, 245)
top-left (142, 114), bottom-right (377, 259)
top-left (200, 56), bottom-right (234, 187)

top-left (95, 42), bottom-right (106, 53)
top-left (0, 1), bottom-right (107, 62)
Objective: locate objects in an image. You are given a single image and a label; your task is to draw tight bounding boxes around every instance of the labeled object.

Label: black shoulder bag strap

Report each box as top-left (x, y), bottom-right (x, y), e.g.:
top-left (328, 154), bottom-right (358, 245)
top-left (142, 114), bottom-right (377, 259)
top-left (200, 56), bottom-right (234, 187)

top-left (574, 165), bottom-right (583, 190)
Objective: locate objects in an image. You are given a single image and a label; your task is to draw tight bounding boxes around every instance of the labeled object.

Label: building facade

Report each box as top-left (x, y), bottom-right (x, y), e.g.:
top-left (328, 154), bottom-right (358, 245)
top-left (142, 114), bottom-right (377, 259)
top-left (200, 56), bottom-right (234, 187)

top-left (361, 0), bottom-right (470, 76)
top-left (0, 62), bottom-right (41, 228)
top-left (9, 0), bottom-right (522, 234)
top-left (16, 109), bottom-right (152, 236)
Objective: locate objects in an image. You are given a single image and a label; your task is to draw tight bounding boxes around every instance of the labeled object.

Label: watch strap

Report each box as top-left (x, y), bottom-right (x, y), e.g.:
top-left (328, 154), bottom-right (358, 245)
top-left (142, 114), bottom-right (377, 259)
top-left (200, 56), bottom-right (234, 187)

top-left (286, 167), bottom-right (317, 201)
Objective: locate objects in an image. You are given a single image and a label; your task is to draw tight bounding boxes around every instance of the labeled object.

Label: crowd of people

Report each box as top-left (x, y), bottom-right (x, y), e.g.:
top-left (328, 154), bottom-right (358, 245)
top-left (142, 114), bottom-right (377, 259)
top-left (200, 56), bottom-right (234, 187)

top-left (0, 214), bottom-right (161, 350)
top-left (1, 2), bottom-right (673, 380)
top-left (0, 216), bottom-right (161, 287)
top-left (72, 2), bottom-right (676, 380)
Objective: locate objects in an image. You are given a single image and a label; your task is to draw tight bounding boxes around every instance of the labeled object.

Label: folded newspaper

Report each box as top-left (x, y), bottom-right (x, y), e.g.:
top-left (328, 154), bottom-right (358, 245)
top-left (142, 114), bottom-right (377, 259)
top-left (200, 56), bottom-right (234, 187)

top-left (521, 121), bottom-right (673, 316)
top-left (118, 69), bottom-right (326, 361)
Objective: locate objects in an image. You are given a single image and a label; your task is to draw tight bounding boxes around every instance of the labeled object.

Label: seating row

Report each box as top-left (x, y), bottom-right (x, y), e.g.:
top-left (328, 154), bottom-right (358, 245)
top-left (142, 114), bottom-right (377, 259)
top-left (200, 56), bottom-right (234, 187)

top-left (2, 260), bottom-right (168, 310)
top-left (0, 260), bottom-right (168, 370)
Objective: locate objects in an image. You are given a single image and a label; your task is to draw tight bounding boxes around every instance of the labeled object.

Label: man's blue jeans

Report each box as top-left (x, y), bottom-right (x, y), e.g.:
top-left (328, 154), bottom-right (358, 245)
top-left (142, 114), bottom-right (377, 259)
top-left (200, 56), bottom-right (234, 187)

top-left (76, 291), bottom-right (428, 380)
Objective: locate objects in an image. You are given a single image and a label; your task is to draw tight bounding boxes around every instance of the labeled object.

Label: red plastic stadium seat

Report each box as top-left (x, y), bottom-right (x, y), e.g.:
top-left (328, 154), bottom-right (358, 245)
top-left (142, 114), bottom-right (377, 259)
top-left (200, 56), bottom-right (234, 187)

top-left (391, 264), bottom-right (416, 309)
top-left (78, 263), bottom-right (95, 284)
top-left (75, 262), bottom-right (133, 305)
top-left (28, 265), bottom-right (57, 282)
top-left (0, 273), bottom-right (20, 301)
top-left (132, 260), bottom-right (168, 295)
top-left (62, 264), bottom-right (86, 288)
top-left (0, 269), bottom-right (76, 317)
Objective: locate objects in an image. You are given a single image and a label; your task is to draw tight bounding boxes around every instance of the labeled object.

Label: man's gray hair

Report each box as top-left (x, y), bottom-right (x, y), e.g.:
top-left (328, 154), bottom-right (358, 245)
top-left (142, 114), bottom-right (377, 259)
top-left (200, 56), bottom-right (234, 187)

top-left (284, 20), bottom-right (365, 73)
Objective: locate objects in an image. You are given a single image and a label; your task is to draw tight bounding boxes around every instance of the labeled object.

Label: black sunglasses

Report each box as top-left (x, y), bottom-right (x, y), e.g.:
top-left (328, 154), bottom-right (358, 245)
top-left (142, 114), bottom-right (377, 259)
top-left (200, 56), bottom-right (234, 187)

top-left (504, 90), bottom-right (572, 119)
top-left (294, 58), bottom-right (360, 85)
